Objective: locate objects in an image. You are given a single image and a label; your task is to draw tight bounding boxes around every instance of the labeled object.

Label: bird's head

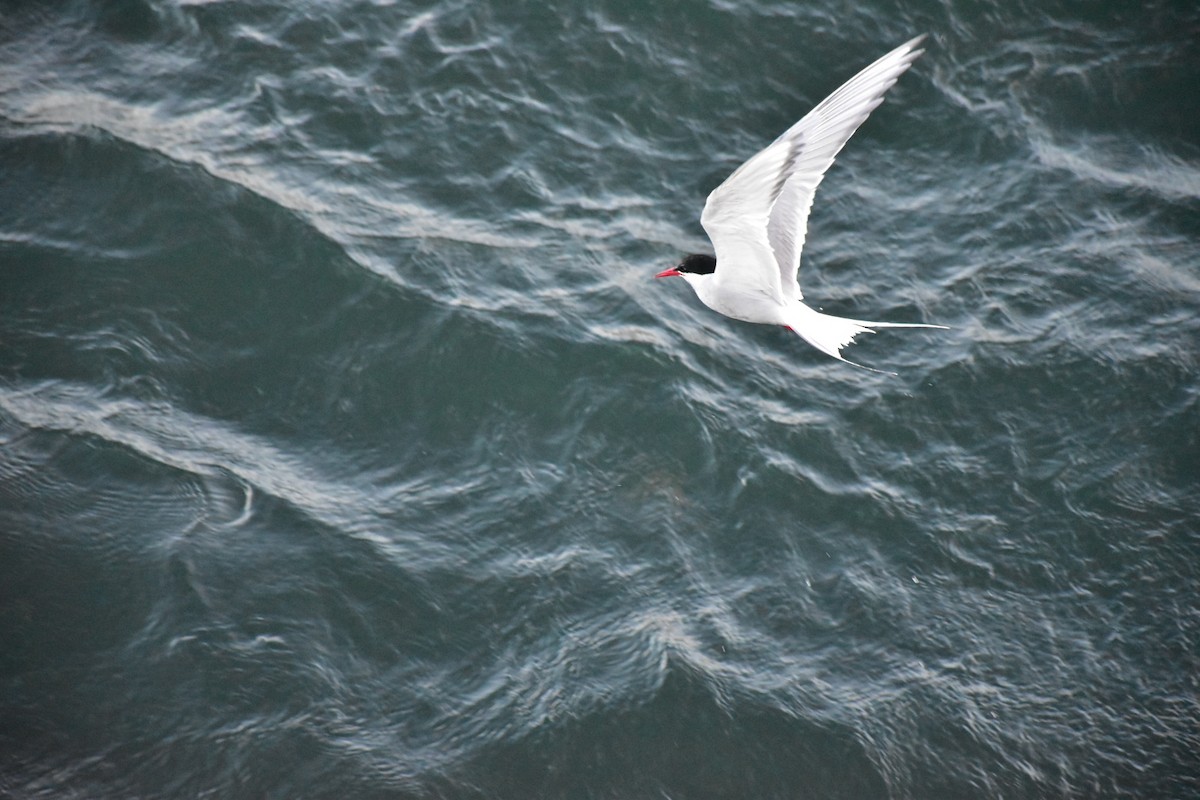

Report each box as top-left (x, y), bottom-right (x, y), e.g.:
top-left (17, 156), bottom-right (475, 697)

top-left (655, 253), bottom-right (716, 279)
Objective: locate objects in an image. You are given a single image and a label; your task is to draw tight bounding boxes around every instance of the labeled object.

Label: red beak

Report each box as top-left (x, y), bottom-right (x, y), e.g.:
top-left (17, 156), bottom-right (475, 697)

top-left (655, 268), bottom-right (682, 279)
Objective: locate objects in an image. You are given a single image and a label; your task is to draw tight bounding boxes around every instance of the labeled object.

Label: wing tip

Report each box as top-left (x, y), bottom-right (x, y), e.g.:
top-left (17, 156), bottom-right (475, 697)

top-left (903, 33), bottom-right (929, 54)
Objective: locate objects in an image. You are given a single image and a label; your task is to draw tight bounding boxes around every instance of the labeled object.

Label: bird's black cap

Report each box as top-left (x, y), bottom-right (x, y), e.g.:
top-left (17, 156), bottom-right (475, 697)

top-left (676, 254), bottom-right (716, 275)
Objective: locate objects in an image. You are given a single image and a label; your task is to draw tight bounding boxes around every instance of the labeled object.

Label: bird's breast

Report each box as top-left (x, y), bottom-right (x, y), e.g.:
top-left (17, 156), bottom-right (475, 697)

top-left (692, 276), bottom-right (791, 326)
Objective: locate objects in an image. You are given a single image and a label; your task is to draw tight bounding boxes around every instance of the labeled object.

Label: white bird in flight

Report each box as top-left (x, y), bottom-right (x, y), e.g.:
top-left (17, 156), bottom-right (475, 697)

top-left (655, 36), bottom-right (946, 372)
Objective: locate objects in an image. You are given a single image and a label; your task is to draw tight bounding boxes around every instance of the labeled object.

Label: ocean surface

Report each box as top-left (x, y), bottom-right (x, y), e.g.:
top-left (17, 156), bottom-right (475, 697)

top-left (2, 1), bottom-right (1198, 797)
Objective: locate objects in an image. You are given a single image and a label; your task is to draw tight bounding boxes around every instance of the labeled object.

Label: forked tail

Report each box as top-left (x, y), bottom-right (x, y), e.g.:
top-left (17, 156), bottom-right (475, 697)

top-left (787, 303), bottom-right (947, 373)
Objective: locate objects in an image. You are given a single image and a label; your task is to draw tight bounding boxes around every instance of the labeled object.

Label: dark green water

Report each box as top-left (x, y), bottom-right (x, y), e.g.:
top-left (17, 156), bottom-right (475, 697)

top-left (2, 1), bottom-right (1198, 797)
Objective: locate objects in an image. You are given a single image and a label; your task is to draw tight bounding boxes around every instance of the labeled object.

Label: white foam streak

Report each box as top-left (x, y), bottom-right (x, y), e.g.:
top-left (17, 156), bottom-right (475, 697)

top-left (1031, 131), bottom-right (1200, 201)
top-left (0, 381), bottom-right (375, 538)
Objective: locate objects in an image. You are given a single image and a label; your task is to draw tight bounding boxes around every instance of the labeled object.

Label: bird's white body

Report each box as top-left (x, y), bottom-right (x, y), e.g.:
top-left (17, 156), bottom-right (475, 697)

top-left (681, 271), bottom-right (790, 327)
top-left (658, 36), bottom-right (945, 370)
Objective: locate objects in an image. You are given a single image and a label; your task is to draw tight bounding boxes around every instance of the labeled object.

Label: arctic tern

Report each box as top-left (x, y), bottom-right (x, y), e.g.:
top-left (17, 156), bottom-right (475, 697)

top-left (656, 36), bottom-right (945, 371)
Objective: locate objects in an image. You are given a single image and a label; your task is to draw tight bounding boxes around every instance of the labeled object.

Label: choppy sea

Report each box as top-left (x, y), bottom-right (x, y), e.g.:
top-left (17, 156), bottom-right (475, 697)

top-left (2, 1), bottom-right (1198, 797)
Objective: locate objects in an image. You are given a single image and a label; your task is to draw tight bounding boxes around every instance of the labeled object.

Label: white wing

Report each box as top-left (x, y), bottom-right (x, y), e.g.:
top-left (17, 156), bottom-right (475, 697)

top-left (700, 36), bottom-right (926, 303)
